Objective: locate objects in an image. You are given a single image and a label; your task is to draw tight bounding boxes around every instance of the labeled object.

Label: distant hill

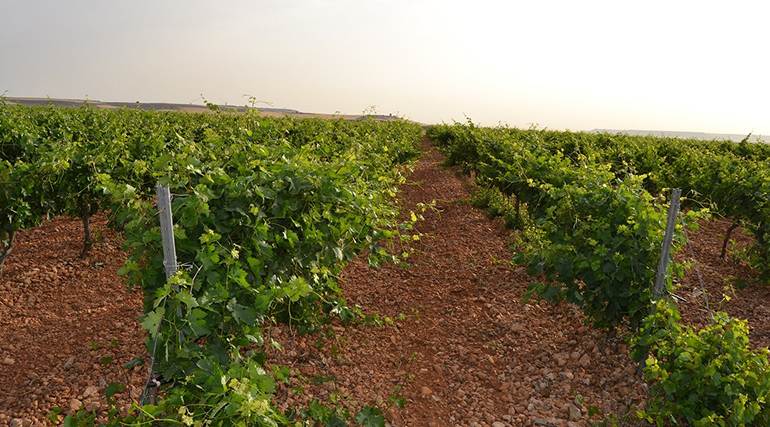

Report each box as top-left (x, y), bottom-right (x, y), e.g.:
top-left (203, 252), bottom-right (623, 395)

top-left (588, 128), bottom-right (768, 143)
top-left (1, 97), bottom-right (408, 123)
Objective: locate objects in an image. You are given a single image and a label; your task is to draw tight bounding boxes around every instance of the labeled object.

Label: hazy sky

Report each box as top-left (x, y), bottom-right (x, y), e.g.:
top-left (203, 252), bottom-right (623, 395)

top-left (1, 1), bottom-right (768, 135)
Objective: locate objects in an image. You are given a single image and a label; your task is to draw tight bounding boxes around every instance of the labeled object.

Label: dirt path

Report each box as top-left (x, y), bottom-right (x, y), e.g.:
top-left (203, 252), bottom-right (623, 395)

top-left (269, 139), bottom-right (647, 427)
top-left (0, 137), bottom-right (764, 427)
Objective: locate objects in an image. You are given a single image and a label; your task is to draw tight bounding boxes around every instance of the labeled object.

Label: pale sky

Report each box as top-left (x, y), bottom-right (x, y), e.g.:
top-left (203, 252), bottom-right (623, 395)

top-left (1, 0), bottom-right (768, 136)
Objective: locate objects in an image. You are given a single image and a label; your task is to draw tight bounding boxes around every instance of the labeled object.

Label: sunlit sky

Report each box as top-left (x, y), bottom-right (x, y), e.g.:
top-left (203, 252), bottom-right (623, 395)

top-left (1, 0), bottom-right (768, 136)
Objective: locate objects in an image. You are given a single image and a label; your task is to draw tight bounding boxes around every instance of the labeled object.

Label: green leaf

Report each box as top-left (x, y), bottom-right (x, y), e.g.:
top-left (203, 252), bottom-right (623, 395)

top-left (105, 382), bottom-right (126, 400)
top-left (122, 357), bottom-right (144, 370)
top-left (285, 277), bottom-right (312, 302)
top-left (245, 333), bottom-right (264, 346)
top-left (355, 406), bottom-right (385, 427)
top-left (327, 418), bottom-right (348, 427)
top-left (227, 298), bottom-right (257, 326)
top-left (209, 400), bottom-right (228, 418)
top-left (272, 365), bottom-right (291, 384)
top-left (187, 308), bottom-right (211, 337)
top-left (45, 408), bottom-right (62, 423)
top-left (64, 414), bottom-right (76, 427)
top-left (176, 289), bottom-right (199, 308)
top-left (141, 307), bottom-right (164, 338)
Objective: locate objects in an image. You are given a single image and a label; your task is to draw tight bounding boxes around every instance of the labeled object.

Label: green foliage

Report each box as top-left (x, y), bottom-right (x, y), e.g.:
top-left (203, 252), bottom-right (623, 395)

top-left (470, 184), bottom-right (526, 229)
top-left (0, 159), bottom-right (55, 273)
top-left (635, 301), bottom-right (770, 426)
top-left (428, 121), bottom-right (707, 329)
top-left (428, 121), bottom-right (770, 282)
top-left (355, 407), bottom-right (385, 427)
top-left (3, 103), bottom-right (421, 425)
top-left (429, 120), bottom-right (770, 427)
top-left (520, 171), bottom-right (671, 329)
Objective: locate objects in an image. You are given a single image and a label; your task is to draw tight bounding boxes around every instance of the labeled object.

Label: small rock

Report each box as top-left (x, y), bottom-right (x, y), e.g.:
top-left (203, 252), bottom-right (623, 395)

top-left (9, 419), bottom-right (24, 427)
top-left (492, 422), bottom-right (505, 427)
top-left (568, 403), bottom-right (582, 421)
top-left (83, 385), bottom-right (98, 399)
top-left (385, 407), bottom-right (399, 423)
top-left (420, 386), bottom-right (432, 396)
top-left (84, 400), bottom-right (100, 412)
top-left (578, 353), bottom-right (591, 367)
top-left (69, 398), bottom-right (83, 413)
top-left (2, 357), bottom-right (15, 365)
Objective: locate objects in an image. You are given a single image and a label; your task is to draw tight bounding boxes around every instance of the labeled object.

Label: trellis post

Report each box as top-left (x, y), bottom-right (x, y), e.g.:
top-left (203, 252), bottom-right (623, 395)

top-left (637, 188), bottom-right (681, 376)
top-left (145, 184), bottom-right (182, 404)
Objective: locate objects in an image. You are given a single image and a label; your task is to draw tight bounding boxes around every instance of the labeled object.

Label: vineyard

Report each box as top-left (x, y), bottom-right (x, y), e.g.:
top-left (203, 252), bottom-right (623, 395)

top-left (0, 103), bottom-right (422, 426)
top-left (427, 122), bottom-right (770, 425)
top-left (1, 103), bottom-right (770, 426)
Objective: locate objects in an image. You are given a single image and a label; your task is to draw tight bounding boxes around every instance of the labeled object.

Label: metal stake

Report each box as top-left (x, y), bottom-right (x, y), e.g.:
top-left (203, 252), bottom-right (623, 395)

top-left (637, 188), bottom-right (681, 376)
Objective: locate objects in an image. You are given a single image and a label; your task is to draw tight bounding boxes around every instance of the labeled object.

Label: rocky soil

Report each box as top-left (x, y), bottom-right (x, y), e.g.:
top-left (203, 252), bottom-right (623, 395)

top-left (0, 215), bottom-right (146, 427)
top-left (0, 138), bottom-right (764, 427)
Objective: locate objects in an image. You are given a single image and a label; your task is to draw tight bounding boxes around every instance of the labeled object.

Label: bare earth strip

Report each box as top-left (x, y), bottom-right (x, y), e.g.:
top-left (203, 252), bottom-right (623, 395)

top-left (268, 139), bottom-right (647, 427)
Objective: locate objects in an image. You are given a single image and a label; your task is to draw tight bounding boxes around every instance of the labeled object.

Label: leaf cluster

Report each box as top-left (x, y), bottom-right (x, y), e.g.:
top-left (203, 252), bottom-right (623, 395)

top-left (634, 300), bottom-right (770, 426)
top-left (428, 122), bottom-right (703, 329)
